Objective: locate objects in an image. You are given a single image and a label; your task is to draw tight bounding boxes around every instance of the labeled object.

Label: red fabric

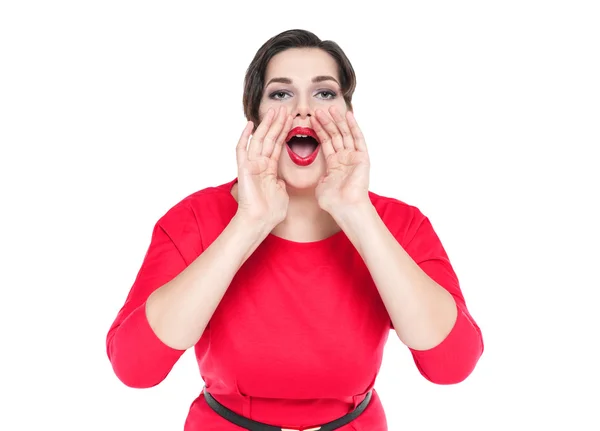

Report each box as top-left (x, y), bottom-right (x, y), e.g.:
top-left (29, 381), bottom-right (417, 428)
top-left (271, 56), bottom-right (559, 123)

top-left (106, 178), bottom-right (483, 430)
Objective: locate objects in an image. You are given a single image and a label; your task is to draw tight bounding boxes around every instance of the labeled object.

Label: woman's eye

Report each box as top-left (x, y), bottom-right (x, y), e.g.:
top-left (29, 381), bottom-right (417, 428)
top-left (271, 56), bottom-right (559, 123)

top-left (316, 90), bottom-right (336, 100)
top-left (270, 91), bottom-right (290, 100)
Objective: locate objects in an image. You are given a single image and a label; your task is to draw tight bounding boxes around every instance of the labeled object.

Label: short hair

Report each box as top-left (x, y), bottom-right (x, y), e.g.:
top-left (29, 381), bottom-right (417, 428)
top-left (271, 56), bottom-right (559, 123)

top-left (243, 29), bottom-right (357, 128)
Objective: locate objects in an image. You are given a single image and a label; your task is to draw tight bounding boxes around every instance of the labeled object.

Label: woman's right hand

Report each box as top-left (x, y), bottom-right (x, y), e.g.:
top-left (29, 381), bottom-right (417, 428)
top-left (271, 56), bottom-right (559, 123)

top-left (235, 106), bottom-right (293, 229)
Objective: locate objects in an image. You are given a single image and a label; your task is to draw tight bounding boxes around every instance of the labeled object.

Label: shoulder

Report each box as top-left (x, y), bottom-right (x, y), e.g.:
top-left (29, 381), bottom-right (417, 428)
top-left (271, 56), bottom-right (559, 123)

top-left (368, 189), bottom-right (428, 245)
top-left (159, 178), bottom-right (236, 217)
top-left (156, 178), bottom-right (237, 238)
top-left (368, 189), bottom-right (426, 226)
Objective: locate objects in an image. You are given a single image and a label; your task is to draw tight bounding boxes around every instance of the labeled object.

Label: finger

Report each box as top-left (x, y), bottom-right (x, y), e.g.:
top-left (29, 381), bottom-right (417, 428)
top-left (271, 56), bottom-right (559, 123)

top-left (236, 121), bottom-right (254, 166)
top-left (346, 110), bottom-right (368, 152)
top-left (248, 108), bottom-right (275, 159)
top-left (262, 106), bottom-right (288, 158)
top-left (329, 106), bottom-right (355, 150)
top-left (310, 115), bottom-right (335, 160)
top-left (315, 109), bottom-right (344, 151)
top-left (271, 114), bottom-right (293, 163)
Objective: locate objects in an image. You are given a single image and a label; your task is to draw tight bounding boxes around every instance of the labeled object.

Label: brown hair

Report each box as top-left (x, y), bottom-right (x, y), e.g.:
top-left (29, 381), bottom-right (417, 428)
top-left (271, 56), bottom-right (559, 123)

top-left (243, 29), bottom-right (357, 128)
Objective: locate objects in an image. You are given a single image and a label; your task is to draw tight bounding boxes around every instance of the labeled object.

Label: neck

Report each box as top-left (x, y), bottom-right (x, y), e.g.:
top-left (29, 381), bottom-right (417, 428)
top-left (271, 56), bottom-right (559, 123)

top-left (229, 180), bottom-right (340, 241)
top-left (271, 186), bottom-right (340, 241)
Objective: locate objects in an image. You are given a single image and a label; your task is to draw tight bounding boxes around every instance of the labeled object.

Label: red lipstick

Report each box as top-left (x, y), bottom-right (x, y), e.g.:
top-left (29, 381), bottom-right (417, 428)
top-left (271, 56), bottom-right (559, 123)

top-left (285, 127), bottom-right (321, 167)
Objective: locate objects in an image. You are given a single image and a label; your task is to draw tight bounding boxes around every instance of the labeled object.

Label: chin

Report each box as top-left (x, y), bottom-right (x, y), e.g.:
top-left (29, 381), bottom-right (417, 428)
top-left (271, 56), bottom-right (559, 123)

top-left (279, 153), bottom-right (325, 193)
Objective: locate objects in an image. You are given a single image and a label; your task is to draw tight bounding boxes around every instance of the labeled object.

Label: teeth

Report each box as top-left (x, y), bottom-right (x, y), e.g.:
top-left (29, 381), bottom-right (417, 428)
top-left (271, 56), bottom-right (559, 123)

top-left (295, 134), bottom-right (308, 138)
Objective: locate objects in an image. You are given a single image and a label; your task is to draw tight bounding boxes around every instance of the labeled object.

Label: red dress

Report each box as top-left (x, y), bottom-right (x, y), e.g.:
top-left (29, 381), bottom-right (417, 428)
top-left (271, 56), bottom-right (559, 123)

top-left (106, 178), bottom-right (483, 430)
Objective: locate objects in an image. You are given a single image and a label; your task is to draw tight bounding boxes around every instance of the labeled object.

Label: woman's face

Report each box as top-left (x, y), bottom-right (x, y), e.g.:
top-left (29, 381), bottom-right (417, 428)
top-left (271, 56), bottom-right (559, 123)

top-left (258, 48), bottom-right (348, 191)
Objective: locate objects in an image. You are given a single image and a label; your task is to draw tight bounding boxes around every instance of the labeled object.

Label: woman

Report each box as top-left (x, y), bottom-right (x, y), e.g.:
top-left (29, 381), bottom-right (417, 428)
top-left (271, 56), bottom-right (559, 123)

top-left (106, 29), bottom-right (484, 431)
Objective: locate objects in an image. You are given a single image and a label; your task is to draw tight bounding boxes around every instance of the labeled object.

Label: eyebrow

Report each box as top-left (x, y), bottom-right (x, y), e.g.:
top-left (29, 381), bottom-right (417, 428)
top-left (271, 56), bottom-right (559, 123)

top-left (265, 75), bottom-right (340, 87)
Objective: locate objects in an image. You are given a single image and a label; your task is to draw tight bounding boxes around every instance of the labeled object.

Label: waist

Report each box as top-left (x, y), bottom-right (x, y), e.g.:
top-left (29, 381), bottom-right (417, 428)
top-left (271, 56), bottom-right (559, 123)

top-left (202, 389), bottom-right (373, 426)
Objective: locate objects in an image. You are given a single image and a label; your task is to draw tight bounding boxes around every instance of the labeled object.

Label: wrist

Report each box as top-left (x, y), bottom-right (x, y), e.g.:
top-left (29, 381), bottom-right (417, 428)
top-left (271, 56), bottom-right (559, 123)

top-left (332, 201), bottom-right (380, 255)
top-left (231, 212), bottom-right (275, 239)
top-left (330, 200), bottom-right (376, 228)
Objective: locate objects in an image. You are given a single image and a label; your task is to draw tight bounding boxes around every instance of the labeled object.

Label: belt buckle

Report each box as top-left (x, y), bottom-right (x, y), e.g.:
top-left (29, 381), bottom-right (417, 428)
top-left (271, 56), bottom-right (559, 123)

top-left (281, 427), bottom-right (321, 431)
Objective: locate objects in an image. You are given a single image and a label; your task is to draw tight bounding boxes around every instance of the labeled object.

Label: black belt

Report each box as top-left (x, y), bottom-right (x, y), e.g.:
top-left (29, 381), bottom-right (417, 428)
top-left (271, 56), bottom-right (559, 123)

top-left (204, 388), bottom-right (372, 431)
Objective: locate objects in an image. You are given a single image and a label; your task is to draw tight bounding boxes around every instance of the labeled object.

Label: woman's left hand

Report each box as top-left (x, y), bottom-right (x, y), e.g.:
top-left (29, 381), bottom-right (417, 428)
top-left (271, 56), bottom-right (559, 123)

top-left (311, 106), bottom-right (371, 217)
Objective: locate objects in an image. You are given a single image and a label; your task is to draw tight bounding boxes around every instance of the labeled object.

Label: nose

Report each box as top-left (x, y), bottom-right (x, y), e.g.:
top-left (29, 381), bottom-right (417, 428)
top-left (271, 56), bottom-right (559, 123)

top-left (293, 96), bottom-right (312, 119)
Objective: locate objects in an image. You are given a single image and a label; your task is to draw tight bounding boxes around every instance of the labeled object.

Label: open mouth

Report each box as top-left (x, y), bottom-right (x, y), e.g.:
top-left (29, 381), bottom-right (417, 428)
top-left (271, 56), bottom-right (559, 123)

top-left (285, 127), bottom-right (321, 166)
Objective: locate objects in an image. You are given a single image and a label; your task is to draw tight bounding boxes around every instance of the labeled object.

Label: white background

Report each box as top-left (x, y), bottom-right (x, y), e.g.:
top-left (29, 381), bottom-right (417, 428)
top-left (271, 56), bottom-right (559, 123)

top-left (1, 1), bottom-right (599, 430)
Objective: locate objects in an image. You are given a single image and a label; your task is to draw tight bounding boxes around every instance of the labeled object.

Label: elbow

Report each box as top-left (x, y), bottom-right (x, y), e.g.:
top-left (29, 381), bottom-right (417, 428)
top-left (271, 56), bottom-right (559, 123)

top-left (111, 361), bottom-right (166, 389)
top-left (105, 305), bottom-right (185, 389)
top-left (106, 332), bottom-right (168, 389)
top-left (416, 346), bottom-right (483, 385)
top-left (107, 340), bottom-right (173, 389)
top-left (411, 308), bottom-right (484, 385)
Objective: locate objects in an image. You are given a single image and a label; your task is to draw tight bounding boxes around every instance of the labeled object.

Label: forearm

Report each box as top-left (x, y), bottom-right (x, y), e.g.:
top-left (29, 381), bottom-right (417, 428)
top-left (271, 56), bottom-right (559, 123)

top-left (334, 203), bottom-right (457, 350)
top-left (146, 214), bottom-right (271, 350)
